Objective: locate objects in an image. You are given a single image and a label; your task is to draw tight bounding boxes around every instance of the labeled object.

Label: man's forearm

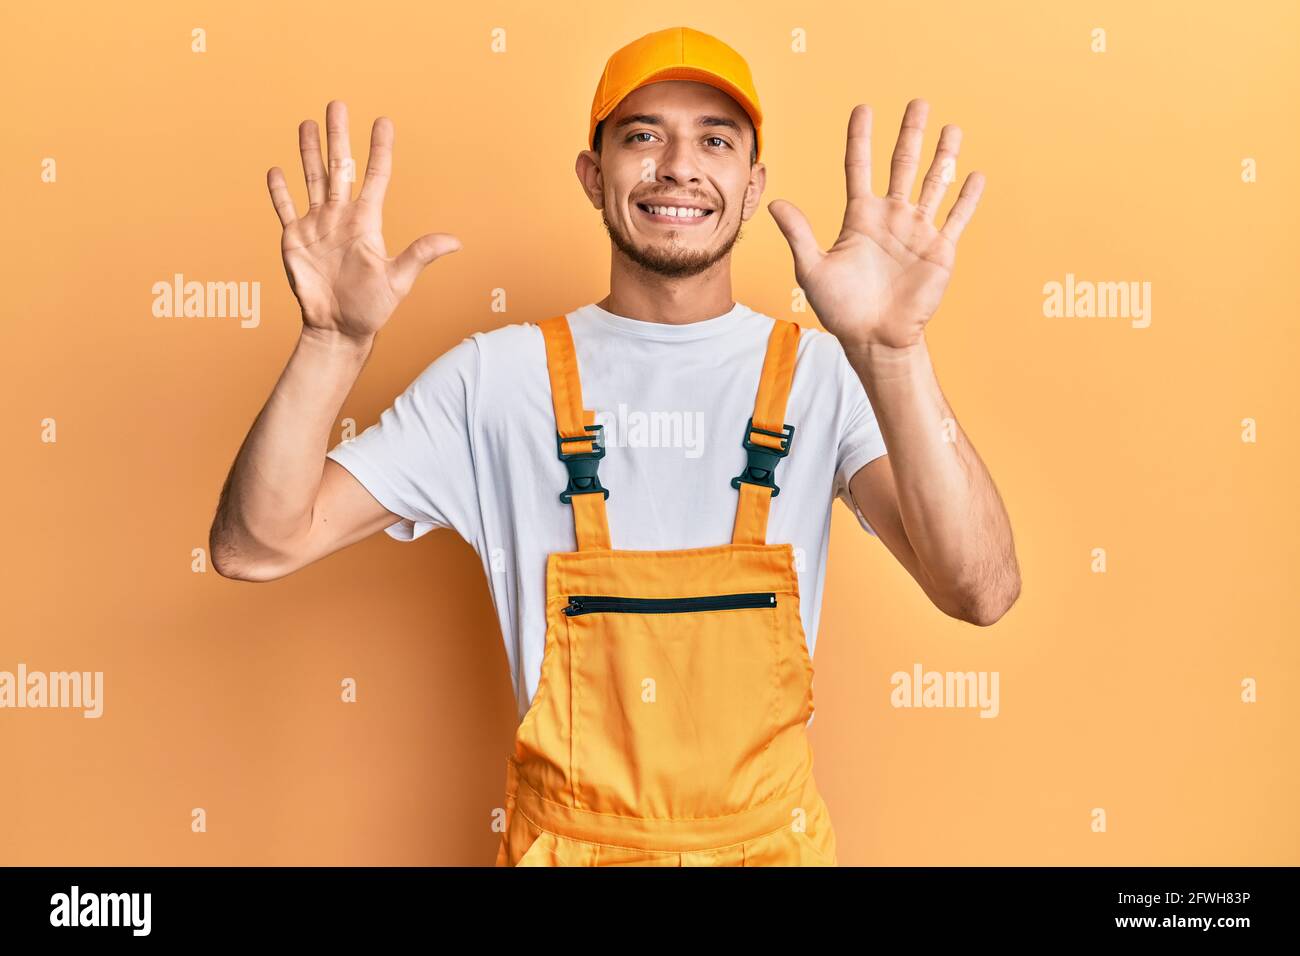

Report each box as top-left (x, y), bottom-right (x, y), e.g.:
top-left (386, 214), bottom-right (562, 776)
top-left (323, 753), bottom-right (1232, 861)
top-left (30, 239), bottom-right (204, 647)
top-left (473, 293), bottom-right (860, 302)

top-left (210, 327), bottom-right (374, 575)
top-left (844, 335), bottom-right (1019, 623)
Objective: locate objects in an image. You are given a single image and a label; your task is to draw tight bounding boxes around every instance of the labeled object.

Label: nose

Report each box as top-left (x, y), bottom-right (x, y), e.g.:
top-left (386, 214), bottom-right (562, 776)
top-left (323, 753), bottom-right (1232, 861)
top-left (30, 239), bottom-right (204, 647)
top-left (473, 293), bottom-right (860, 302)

top-left (653, 135), bottom-right (703, 189)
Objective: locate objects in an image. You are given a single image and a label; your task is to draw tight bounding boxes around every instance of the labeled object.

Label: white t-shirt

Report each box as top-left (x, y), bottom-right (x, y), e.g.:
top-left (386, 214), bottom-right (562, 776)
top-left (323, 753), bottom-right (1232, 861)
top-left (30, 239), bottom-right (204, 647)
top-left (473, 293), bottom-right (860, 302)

top-left (325, 302), bottom-right (889, 722)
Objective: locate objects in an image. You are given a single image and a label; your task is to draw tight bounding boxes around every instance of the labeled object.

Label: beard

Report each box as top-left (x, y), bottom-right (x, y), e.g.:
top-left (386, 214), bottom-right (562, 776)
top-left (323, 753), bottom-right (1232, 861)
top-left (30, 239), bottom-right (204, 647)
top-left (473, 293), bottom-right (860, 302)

top-left (602, 206), bottom-right (744, 279)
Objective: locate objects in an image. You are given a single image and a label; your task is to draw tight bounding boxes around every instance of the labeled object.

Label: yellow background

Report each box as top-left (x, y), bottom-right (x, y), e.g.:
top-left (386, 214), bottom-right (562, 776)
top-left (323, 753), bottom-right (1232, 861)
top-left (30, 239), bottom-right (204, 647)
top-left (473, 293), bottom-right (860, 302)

top-left (3, 0), bottom-right (1296, 865)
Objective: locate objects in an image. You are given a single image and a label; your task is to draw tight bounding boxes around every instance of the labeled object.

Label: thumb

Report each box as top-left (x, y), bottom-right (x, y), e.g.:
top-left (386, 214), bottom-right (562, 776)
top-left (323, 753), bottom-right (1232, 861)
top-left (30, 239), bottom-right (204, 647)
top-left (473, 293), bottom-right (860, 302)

top-left (390, 232), bottom-right (462, 297)
top-left (767, 200), bottom-right (821, 275)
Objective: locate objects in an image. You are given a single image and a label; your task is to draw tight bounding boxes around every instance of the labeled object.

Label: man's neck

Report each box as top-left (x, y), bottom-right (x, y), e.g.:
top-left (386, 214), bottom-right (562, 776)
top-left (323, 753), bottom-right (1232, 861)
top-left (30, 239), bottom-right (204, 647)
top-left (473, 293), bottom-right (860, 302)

top-left (599, 266), bottom-right (736, 326)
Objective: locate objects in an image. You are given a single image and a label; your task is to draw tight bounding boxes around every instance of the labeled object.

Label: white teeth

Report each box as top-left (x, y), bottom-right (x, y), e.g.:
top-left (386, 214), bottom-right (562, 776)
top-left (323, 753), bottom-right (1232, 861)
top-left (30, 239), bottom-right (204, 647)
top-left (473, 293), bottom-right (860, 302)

top-left (645, 205), bottom-right (709, 218)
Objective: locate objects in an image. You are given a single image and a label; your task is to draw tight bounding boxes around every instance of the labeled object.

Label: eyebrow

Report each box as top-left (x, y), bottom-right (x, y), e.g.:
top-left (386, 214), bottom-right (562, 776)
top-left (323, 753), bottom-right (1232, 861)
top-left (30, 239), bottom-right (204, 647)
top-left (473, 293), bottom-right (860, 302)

top-left (611, 113), bottom-right (745, 138)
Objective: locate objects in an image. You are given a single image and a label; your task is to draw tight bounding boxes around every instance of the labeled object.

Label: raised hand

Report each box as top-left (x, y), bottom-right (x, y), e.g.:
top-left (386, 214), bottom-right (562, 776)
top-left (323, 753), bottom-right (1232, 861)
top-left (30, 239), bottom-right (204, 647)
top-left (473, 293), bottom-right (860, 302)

top-left (266, 101), bottom-right (461, 341)
top-left (768, 99), bottom-right (984, 351)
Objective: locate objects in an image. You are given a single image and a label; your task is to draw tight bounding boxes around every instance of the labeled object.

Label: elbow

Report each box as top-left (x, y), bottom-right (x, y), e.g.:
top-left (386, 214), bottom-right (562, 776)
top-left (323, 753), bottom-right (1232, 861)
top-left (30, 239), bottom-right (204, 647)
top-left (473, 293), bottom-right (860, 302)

top-left (209, 535), bottom-right (255, 582)
top-left (934, 553), bottom-right (1021, 627)
top-left (209, 526), bottom-right (288, 583)
top-left (211, 549), bottom-right (287, 583)
top-left (953, 573), bottom-right (1021, 627)
top-left (208, 526), bottom-right (240, 580)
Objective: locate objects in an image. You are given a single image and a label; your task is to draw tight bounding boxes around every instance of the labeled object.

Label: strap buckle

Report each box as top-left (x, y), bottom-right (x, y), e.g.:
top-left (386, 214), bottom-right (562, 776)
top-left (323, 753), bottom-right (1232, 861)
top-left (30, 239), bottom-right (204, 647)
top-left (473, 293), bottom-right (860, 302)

top-left (730, 416), bottom-right (795, 497)
top-left (556, 424), bottom-right (610, 503)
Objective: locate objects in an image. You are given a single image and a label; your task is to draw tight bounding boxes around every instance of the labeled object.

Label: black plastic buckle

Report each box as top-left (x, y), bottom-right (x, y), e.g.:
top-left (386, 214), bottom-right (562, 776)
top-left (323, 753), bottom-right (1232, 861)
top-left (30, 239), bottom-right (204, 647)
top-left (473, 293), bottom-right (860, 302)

top-left (556, 424), bottom-right (610, 503)
top-left (730, 416), bottom-right (795, 497)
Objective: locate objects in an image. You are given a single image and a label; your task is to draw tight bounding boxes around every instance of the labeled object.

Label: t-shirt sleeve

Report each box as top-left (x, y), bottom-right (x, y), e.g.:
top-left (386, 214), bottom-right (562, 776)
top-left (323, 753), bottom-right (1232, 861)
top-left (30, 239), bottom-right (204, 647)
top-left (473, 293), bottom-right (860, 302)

top-left (831, 352), bottom-right (889, 537)
top-left (325, 335), bottom-right (481, 545)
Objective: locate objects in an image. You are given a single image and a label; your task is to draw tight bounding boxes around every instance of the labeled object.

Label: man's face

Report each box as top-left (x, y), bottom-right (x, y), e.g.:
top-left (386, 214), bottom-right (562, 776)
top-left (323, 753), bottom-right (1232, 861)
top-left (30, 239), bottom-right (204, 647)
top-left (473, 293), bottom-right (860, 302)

top-left (578, 80), bottom-right (765, 279)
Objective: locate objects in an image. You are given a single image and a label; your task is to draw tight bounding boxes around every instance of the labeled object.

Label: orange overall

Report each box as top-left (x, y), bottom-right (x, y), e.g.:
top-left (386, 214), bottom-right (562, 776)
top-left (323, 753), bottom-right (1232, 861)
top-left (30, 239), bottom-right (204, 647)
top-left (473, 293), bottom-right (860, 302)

top-left (494, 314), bottom-right (837, 866)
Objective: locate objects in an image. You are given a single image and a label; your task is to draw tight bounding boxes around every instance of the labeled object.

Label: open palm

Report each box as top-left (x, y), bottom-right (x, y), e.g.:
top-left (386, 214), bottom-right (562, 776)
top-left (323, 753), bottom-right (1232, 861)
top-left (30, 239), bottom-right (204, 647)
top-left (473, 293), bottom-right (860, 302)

top-left (266, 101), bottom-right (461, 341)
top-left (769, 100), bottom-right (985, 351)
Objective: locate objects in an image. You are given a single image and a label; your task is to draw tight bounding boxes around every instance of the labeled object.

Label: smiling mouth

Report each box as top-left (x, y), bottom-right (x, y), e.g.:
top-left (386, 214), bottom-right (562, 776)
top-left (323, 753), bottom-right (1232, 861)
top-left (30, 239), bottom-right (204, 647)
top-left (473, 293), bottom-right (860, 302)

top-left (636, 203), bottom-right (714, 223)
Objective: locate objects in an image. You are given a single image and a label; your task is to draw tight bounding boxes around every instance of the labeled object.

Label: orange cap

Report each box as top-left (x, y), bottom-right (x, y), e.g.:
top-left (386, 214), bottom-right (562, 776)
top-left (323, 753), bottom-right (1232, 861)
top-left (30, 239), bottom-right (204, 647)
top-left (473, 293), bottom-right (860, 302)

top-left (589, 26), bottom-right (763, 162)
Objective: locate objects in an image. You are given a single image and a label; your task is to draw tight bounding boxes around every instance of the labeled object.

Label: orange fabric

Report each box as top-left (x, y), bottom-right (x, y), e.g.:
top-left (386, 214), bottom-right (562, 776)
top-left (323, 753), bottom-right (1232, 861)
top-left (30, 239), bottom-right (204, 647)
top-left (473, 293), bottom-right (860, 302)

top-left (731, 317), bottom-right (799, 545)
top-left (540, 317), bottom-right (611, 551)
top-left (588, 26), bottom-right (764, 162)
top-left (731, 481), bottom-right (774, 547)
top-left (496, 314), bottom-right (835, 866)
top-left (749, 317), bottom-right (800, 441)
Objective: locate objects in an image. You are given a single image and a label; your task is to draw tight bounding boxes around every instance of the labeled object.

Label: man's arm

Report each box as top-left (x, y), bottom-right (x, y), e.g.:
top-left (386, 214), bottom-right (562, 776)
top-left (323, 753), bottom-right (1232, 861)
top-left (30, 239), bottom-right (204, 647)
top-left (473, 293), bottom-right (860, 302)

top-left (844, 339), bottom-right (1019, 625)
top-left (769, 98), bottom-right (1018, 625)
top-left (209, 100), bottom-right (460, 581)
top-left (209, 329), bottom-right (401, 581)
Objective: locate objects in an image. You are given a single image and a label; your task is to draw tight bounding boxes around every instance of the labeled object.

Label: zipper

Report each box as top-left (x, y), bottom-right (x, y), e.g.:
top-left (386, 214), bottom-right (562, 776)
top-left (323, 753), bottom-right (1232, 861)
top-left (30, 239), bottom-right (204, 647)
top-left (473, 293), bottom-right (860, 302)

top-left (562, 591), bottom-right (777, 617)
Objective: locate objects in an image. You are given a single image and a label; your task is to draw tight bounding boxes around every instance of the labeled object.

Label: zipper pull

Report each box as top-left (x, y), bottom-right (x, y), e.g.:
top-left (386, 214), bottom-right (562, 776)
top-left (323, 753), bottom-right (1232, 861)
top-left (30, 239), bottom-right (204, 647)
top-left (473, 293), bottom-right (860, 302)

top-left (563, 597), bottom-right (584, 616)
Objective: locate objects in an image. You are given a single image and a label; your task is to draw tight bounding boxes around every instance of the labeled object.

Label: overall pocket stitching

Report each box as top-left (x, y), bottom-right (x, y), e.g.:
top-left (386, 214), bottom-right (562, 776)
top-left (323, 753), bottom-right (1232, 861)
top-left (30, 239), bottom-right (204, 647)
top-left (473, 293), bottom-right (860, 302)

top-left (565, 586), bottom-right (793, 816)
top-left (794, 825), bottom-right (836, 867)
top-left (763, 592), bottom-right (782, 796)
top-left (513, 601), bottom-right (565, 753)
top-left (515, 801), bottom-right (810, 858)
top-left (511, 821), bottom-right (550, 866)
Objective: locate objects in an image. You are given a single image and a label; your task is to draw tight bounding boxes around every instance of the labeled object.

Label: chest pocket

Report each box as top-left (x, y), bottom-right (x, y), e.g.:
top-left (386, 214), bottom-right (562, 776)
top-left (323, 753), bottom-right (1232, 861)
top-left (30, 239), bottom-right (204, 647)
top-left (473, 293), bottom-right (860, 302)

top-left (564, 587), bottom-right (800, 820)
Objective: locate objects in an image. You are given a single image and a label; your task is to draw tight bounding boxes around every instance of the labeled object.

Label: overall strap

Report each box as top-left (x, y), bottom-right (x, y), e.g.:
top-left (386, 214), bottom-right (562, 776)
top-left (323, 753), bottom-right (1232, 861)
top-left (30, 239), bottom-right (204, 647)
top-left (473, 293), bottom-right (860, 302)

top-left (731, 319), bottom-right (801, 546)
top-left (539, 315), bottom-right (611, 551)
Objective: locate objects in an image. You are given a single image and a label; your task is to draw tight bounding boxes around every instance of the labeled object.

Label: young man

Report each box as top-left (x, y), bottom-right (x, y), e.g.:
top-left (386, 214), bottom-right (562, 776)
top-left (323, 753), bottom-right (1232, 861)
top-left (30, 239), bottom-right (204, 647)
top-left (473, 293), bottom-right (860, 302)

top-left (212, 26), bottom-right (1019, 865)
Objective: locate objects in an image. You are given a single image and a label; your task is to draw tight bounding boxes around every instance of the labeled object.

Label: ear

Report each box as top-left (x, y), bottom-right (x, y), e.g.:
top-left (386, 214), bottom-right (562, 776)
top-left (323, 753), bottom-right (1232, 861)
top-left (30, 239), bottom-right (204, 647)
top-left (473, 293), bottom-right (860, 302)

top-left (575, 149), bottom-right (605, 210)
top-left (740, 161), bottom-right (767, 222)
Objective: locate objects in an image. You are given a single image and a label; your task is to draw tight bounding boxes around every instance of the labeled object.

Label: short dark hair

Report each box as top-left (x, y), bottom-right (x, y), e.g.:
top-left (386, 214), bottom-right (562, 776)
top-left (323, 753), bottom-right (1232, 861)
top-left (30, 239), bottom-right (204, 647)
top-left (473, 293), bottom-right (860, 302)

top-left (593, 118), bottom-right (758, 166)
